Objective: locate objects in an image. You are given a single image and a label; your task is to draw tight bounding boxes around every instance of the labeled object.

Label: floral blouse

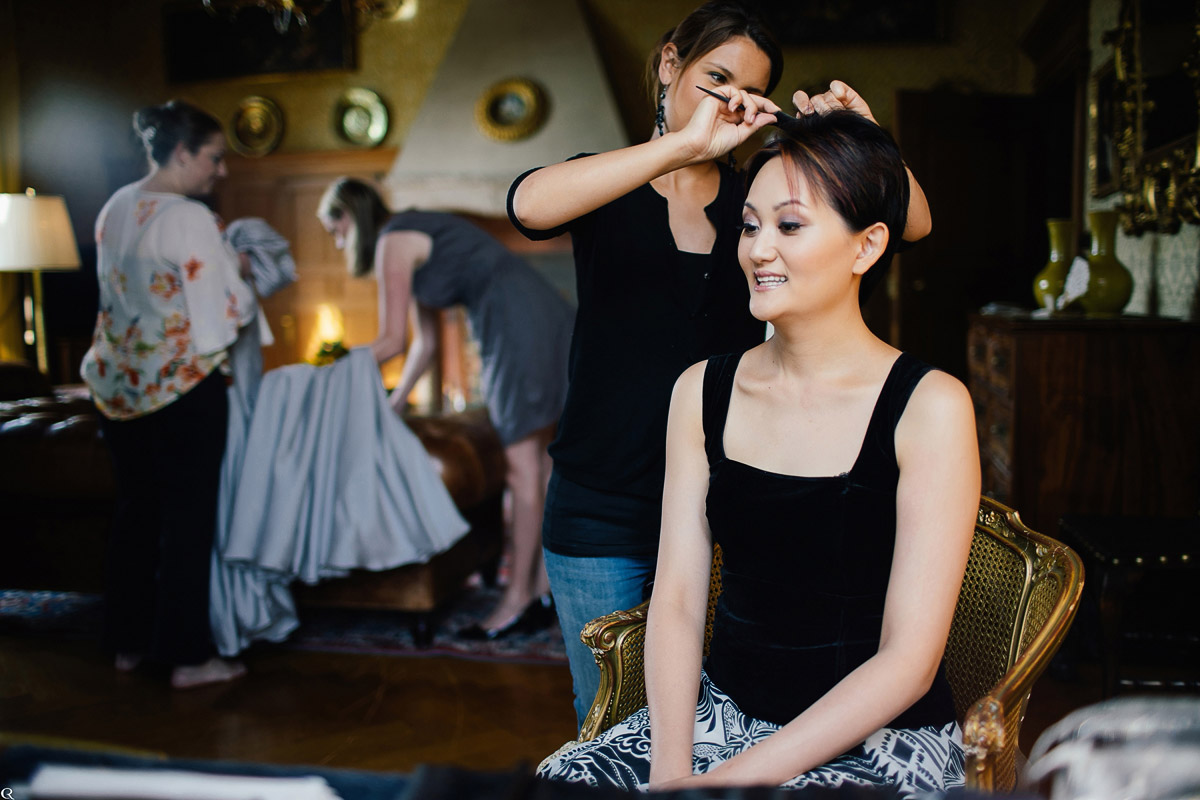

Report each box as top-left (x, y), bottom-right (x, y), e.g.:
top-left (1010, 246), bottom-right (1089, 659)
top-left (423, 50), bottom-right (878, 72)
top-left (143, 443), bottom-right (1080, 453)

top-left (81, 182), bottom-right (255, 420)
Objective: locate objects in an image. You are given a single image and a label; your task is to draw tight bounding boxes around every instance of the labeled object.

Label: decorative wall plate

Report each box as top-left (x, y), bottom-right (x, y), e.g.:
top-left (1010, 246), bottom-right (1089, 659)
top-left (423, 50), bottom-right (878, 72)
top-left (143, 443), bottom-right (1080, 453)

top-left (474, 78), bottom-right (548, 142)
top-left (336, 87), bottom-right (389, 147)
top-left (230, 96), bottom-right (284, 157)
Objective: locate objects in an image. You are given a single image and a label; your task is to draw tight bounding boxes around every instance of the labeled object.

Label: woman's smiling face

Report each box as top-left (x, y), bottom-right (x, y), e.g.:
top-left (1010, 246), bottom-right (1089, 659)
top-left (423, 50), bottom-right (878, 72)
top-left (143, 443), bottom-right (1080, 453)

top-left (738, 156), bottom-right (864, 322)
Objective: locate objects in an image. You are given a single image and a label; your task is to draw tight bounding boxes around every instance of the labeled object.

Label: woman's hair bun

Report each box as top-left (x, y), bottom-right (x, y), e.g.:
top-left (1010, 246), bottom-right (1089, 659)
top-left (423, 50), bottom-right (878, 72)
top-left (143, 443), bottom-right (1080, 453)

top-left (131, 100), bottom-right (222, 166)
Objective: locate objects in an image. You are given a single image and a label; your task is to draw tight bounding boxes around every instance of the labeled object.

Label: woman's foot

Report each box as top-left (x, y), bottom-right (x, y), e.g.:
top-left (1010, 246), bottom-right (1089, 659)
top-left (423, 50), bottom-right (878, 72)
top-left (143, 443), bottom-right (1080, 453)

top-left (114, 653), bottom-right (143, 672)
top-left (458, 594), bottom-right (555, 641)
top-left (170, 658), bottom-right (246, 689)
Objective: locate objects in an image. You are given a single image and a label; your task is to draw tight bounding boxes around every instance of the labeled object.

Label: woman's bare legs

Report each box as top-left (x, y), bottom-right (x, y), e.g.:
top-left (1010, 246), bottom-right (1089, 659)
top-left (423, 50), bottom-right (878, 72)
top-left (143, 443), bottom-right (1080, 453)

top-left (476, 424), bottom-right (554, 631)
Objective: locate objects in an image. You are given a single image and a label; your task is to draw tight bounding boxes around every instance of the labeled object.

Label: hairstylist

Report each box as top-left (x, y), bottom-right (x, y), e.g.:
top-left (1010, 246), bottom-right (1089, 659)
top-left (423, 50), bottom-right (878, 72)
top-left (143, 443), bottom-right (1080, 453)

top-left (508, 0), bottom-right (932, 726)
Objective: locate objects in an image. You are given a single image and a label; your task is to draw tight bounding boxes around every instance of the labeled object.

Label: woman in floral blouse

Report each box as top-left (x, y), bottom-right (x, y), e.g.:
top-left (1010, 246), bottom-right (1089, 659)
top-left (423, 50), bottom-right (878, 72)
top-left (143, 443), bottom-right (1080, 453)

top-left (81, 100), bottom-right (255, 689)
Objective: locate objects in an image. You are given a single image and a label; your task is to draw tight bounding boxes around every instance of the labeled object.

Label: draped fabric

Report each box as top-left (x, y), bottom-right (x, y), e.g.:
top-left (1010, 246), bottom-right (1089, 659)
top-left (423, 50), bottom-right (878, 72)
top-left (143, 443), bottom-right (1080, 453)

top-left (209, 346), bottom-right (469, 656)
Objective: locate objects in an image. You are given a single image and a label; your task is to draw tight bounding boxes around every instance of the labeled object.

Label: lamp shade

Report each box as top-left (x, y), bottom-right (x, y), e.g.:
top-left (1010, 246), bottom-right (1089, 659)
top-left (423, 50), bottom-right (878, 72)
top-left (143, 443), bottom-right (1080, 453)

top-left (0, 193), bottom-right (81, 272)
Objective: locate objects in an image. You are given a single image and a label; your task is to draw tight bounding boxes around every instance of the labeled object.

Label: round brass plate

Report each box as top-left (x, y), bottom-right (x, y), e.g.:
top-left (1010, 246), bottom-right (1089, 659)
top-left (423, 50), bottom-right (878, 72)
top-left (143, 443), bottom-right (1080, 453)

top-left (230, 96), bottom-right (284, 157)
top-left (336, 87), bottom-right (389, 147)
top-left (474, 78), bottom-right (548, 142)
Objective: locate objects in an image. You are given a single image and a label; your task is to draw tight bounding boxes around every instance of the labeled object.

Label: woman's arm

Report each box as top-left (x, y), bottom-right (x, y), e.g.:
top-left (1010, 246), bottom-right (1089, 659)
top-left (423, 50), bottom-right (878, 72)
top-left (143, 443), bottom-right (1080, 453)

top-left (387, 301), bottom-right (439, 413)
top-left (511, 90), bottom-right (779, 232)
top-left (368, 230), bottom-right (429, 366)
top-left (667, 371), bottom-right (979, 789)
top-left (793, 80), bottom-right (932, 241)
top-left (645, 361), bottom-right (716, 788)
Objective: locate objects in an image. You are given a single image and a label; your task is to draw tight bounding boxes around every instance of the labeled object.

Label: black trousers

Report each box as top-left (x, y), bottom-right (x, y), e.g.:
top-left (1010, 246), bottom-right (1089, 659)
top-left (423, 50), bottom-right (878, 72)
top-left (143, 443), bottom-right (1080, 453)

top-left (97, 370), bottom-right (228, 666)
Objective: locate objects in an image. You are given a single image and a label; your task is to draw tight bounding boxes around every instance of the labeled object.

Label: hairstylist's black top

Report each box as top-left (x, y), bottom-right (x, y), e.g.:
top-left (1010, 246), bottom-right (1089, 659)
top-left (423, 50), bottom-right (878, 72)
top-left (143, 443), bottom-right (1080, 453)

top-left (508, 157), bottom-right (765, 556)
top-left (701, 350), bottom-right (957, 730)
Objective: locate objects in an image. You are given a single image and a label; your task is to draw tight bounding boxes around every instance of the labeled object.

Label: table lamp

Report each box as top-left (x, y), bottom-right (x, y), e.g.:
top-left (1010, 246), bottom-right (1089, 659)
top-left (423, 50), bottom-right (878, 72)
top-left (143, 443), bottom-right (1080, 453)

top-left (0, 189), bottom-right (81, 374)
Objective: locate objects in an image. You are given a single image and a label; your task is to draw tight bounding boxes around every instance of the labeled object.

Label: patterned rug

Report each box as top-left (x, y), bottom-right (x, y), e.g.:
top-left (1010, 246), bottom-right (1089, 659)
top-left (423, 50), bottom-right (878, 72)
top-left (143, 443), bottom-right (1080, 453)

top-left (0, 587), bottom-right (567, 665)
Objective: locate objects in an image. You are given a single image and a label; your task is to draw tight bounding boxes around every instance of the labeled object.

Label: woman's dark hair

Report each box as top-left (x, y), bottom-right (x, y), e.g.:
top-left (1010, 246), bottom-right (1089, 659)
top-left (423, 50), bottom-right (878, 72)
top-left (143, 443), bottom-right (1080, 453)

top-left (132, 100), bottom-right (223, 166)
top-left (317, 177), bottom-right (392, 277)
top-left (745, 110), bottom-right (909, 304)
top-left (645, 1), bottom-right (784, 104)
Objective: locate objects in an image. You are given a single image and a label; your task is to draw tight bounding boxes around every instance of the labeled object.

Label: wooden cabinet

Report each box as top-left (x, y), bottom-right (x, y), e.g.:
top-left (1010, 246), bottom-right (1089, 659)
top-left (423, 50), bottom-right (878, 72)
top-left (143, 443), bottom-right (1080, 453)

top-left (967, 312), bottom-right (1200, 534)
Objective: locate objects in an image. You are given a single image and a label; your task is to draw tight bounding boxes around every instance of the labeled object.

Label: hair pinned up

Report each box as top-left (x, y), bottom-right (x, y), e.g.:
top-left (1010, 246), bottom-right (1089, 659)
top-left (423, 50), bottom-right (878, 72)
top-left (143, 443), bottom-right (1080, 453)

top-left (132, 100), bottom-right (223, 166)
top-left (745, 110), bottom-right (909, 304)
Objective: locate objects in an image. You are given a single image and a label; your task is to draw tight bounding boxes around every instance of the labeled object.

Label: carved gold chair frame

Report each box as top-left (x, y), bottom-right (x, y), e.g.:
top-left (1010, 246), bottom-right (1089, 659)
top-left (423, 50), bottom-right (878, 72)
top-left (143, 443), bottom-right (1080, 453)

top-left (570, 496), bottom-right (1084, 793)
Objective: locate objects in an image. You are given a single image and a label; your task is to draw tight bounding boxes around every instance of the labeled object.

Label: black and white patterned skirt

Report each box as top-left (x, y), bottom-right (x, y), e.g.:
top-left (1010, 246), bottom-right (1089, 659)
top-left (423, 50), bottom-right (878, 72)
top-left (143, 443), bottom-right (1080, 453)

top-left (538, 671), bottom-right (965, 797)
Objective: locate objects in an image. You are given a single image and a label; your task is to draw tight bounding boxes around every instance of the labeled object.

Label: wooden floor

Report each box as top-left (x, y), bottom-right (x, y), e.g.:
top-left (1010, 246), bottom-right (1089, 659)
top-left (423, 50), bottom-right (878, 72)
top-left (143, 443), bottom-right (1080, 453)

top-left (0, 625), bottom-right (1113, 777)
top-left (0, 633), bottom-right (578, 774)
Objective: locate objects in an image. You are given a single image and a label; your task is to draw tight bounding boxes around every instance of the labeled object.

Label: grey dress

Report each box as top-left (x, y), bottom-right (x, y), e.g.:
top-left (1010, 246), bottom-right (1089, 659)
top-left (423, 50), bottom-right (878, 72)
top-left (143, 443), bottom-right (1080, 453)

top-left (382, 211), bottom-right (573, 445)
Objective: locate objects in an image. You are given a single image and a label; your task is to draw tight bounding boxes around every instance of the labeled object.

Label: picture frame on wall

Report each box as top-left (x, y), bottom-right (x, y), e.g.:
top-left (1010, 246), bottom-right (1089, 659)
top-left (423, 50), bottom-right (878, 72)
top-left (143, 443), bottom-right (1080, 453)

top-left (162, 0), bottom-right (356, 84)
top-left (1089, 58), bottom-right (1120, 198)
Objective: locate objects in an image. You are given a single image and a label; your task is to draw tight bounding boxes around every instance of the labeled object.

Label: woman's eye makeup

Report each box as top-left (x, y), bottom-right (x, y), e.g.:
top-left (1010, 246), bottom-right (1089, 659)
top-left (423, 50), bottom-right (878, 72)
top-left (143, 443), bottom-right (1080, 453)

top-left (709, 72), bottom-right (727, 85)
top-left (738, 220), bottom-right (759, 235)
top-left (779, 220), bottom-right (803, 233)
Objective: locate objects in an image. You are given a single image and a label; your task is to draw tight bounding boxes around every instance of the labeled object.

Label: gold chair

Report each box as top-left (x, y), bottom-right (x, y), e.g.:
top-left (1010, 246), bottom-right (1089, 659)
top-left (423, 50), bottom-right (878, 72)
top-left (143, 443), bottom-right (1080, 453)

top-left (572, 496), bottom-right (1084, 792)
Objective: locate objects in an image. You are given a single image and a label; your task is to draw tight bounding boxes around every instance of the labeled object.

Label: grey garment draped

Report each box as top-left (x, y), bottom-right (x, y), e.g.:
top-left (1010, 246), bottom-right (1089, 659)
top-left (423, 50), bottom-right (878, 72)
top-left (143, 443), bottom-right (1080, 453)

top-left (224, 217), bottom-right (297, 299)
top-left (209, 345), bottom-right (469, 657)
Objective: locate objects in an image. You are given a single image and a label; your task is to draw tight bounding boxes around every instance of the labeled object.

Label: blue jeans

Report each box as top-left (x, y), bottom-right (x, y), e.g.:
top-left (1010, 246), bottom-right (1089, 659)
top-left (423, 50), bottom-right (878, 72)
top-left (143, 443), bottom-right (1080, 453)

top-left (543, 548), bottom-right (657, 729)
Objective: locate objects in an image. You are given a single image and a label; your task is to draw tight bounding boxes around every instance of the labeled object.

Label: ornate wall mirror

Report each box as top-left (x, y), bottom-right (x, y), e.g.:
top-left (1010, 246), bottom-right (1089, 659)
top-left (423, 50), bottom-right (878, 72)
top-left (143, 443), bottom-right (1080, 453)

top-left (1104, 0), bottom-right (1200, 234)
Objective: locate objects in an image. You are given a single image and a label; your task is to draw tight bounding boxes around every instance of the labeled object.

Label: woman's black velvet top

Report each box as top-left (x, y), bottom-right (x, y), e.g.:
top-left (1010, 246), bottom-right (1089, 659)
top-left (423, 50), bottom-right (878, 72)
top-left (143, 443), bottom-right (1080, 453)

top-left (701, 350), bottom-right (957, 730)
top-left (508, 157), bottom-right (765, 556)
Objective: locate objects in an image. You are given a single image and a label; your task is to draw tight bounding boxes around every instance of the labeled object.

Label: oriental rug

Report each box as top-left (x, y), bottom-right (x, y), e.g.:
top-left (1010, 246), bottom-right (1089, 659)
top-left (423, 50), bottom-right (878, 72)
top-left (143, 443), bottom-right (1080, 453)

top-left (0, 586), bottom-right (567, 665)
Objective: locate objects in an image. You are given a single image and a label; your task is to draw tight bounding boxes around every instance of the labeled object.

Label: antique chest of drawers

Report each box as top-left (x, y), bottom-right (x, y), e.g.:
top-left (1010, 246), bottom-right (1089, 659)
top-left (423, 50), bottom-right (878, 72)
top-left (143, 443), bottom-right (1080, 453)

top-left (967, 312), bottom-right (1200, 534)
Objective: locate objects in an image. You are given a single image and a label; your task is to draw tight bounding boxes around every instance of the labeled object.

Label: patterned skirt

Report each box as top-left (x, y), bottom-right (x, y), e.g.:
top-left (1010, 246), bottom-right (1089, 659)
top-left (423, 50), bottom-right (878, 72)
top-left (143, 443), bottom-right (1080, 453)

top-left (538, 671), bottom-right (965, 797)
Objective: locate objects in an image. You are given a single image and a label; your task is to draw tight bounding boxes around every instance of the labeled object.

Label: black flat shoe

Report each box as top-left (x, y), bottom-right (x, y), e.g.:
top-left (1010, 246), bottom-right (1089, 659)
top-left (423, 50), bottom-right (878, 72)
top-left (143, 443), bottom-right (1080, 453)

top-left (457, 595), bottom-right (554, 641)
top-left (514, 593), bottom-right (556, 634)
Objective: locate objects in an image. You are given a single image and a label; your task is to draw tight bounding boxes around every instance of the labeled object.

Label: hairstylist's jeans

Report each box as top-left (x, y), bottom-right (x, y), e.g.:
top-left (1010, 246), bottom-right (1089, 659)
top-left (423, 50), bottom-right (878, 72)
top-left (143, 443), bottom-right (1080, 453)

top-left (543, 548), bottom-right (656, 728)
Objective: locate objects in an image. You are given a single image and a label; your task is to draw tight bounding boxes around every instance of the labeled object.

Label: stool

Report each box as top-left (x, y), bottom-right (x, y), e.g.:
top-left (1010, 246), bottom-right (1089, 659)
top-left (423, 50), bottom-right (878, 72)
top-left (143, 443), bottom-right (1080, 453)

top-left (1057, 514), bottom-right (1200, 697)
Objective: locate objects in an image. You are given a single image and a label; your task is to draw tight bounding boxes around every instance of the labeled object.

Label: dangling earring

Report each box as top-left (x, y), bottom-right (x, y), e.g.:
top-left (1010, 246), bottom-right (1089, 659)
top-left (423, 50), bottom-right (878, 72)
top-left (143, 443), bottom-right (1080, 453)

top-left (655, 86), bottom-right (667, 137)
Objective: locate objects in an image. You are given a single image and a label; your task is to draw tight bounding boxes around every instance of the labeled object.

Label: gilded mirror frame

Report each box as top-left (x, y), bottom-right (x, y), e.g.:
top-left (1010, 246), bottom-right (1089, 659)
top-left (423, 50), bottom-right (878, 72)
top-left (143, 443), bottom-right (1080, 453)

top-left (1104, 0), bottom-right (1200, 235)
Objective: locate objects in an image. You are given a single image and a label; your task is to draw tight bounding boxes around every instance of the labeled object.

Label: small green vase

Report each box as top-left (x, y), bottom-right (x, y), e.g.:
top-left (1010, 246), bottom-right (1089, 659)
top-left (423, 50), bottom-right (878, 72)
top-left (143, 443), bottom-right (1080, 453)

top-left (1033, 218), bottom-right (1072, 310)
top-left (1080, 210), bottom-right (1132, 314)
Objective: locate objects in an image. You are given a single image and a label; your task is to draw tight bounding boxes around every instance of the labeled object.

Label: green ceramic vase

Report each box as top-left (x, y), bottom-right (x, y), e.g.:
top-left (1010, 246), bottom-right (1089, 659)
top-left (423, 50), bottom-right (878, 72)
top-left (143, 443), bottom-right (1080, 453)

top-left (1033, 218), bottom-right (1072, 310)
top-left (1080, 210), bottom-right (1132, 314)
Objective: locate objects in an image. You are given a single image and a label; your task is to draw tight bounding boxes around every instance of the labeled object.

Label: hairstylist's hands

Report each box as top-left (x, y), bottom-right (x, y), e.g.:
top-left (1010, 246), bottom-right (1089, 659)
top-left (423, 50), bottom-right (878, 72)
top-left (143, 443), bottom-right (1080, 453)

top-left (793, 80), bottom-right (879, 126)
top-left (677, 87), bottom-right (780, 164)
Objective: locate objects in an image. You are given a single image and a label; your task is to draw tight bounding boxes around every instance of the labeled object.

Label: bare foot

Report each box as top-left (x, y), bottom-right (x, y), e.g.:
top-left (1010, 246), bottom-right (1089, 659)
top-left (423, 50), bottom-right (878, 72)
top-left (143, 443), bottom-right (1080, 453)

top-left (170, 658), bottom-right (247, 689)
top-left (114, 654), bottom-right (142, 672)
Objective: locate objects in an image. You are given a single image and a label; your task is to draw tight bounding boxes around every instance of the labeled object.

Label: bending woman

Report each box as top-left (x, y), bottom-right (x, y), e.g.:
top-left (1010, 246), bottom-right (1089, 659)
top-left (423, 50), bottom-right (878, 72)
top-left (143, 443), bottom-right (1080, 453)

top-left (540, 110), bottom-right (979, 796)
top-left (508, 0), bottom-right (932, 726)
top-left (317, 178), bottom-right (573, 638)
top-left (81, 100), bottom-right (255, 689)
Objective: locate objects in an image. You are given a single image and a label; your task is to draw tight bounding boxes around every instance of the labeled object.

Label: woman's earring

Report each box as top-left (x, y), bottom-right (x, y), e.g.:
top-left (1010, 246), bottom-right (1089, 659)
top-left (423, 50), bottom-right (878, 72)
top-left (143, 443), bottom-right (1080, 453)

top-left (655, 86), bottom-right (667, 137)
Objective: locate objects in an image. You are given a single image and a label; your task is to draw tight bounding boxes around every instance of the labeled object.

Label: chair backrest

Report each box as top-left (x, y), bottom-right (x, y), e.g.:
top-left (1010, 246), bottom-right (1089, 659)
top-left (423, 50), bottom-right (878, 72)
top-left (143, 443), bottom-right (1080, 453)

top-left (944, 498), bottom-right (1077, 718)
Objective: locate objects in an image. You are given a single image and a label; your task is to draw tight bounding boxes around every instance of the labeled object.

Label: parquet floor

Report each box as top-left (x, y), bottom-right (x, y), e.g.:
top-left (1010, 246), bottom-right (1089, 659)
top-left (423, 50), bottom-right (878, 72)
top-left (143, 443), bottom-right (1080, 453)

top-left (0, 633), bottom-right (577, 773)
top-left (0, 628), bottom-right (1106, 776)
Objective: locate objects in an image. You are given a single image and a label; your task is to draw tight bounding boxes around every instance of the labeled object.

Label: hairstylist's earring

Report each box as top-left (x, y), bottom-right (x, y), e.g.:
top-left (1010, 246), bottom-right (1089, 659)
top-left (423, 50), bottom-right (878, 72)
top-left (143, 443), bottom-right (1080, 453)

top-left (655, 86), bottom-right (667, 137)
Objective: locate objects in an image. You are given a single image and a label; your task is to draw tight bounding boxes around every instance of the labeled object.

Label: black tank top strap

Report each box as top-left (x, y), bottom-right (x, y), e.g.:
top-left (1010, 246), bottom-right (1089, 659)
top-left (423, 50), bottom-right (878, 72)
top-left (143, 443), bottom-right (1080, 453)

top-left (701, 351), bottom-right (744, 467)
top-left (853, 352), bottom-right (936, 484)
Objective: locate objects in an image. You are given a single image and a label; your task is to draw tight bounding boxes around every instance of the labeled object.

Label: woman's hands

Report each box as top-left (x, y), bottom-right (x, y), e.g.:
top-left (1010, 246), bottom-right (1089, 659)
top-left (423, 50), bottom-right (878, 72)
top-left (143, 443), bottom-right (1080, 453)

top-left (791, 80), bottom-right (932, 240)
top-left (792, 80), bottom-right (878, 125)
top-left (675, 87), bottom-right (781, 165)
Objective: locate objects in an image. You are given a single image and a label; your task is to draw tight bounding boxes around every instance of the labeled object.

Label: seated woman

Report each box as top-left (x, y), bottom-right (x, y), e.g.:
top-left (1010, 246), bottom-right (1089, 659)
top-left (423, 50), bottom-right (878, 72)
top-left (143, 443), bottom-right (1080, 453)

top-left (317, 179), bottom-right (574, 638)
top-left (538, 110), bottom-right (980, 796)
